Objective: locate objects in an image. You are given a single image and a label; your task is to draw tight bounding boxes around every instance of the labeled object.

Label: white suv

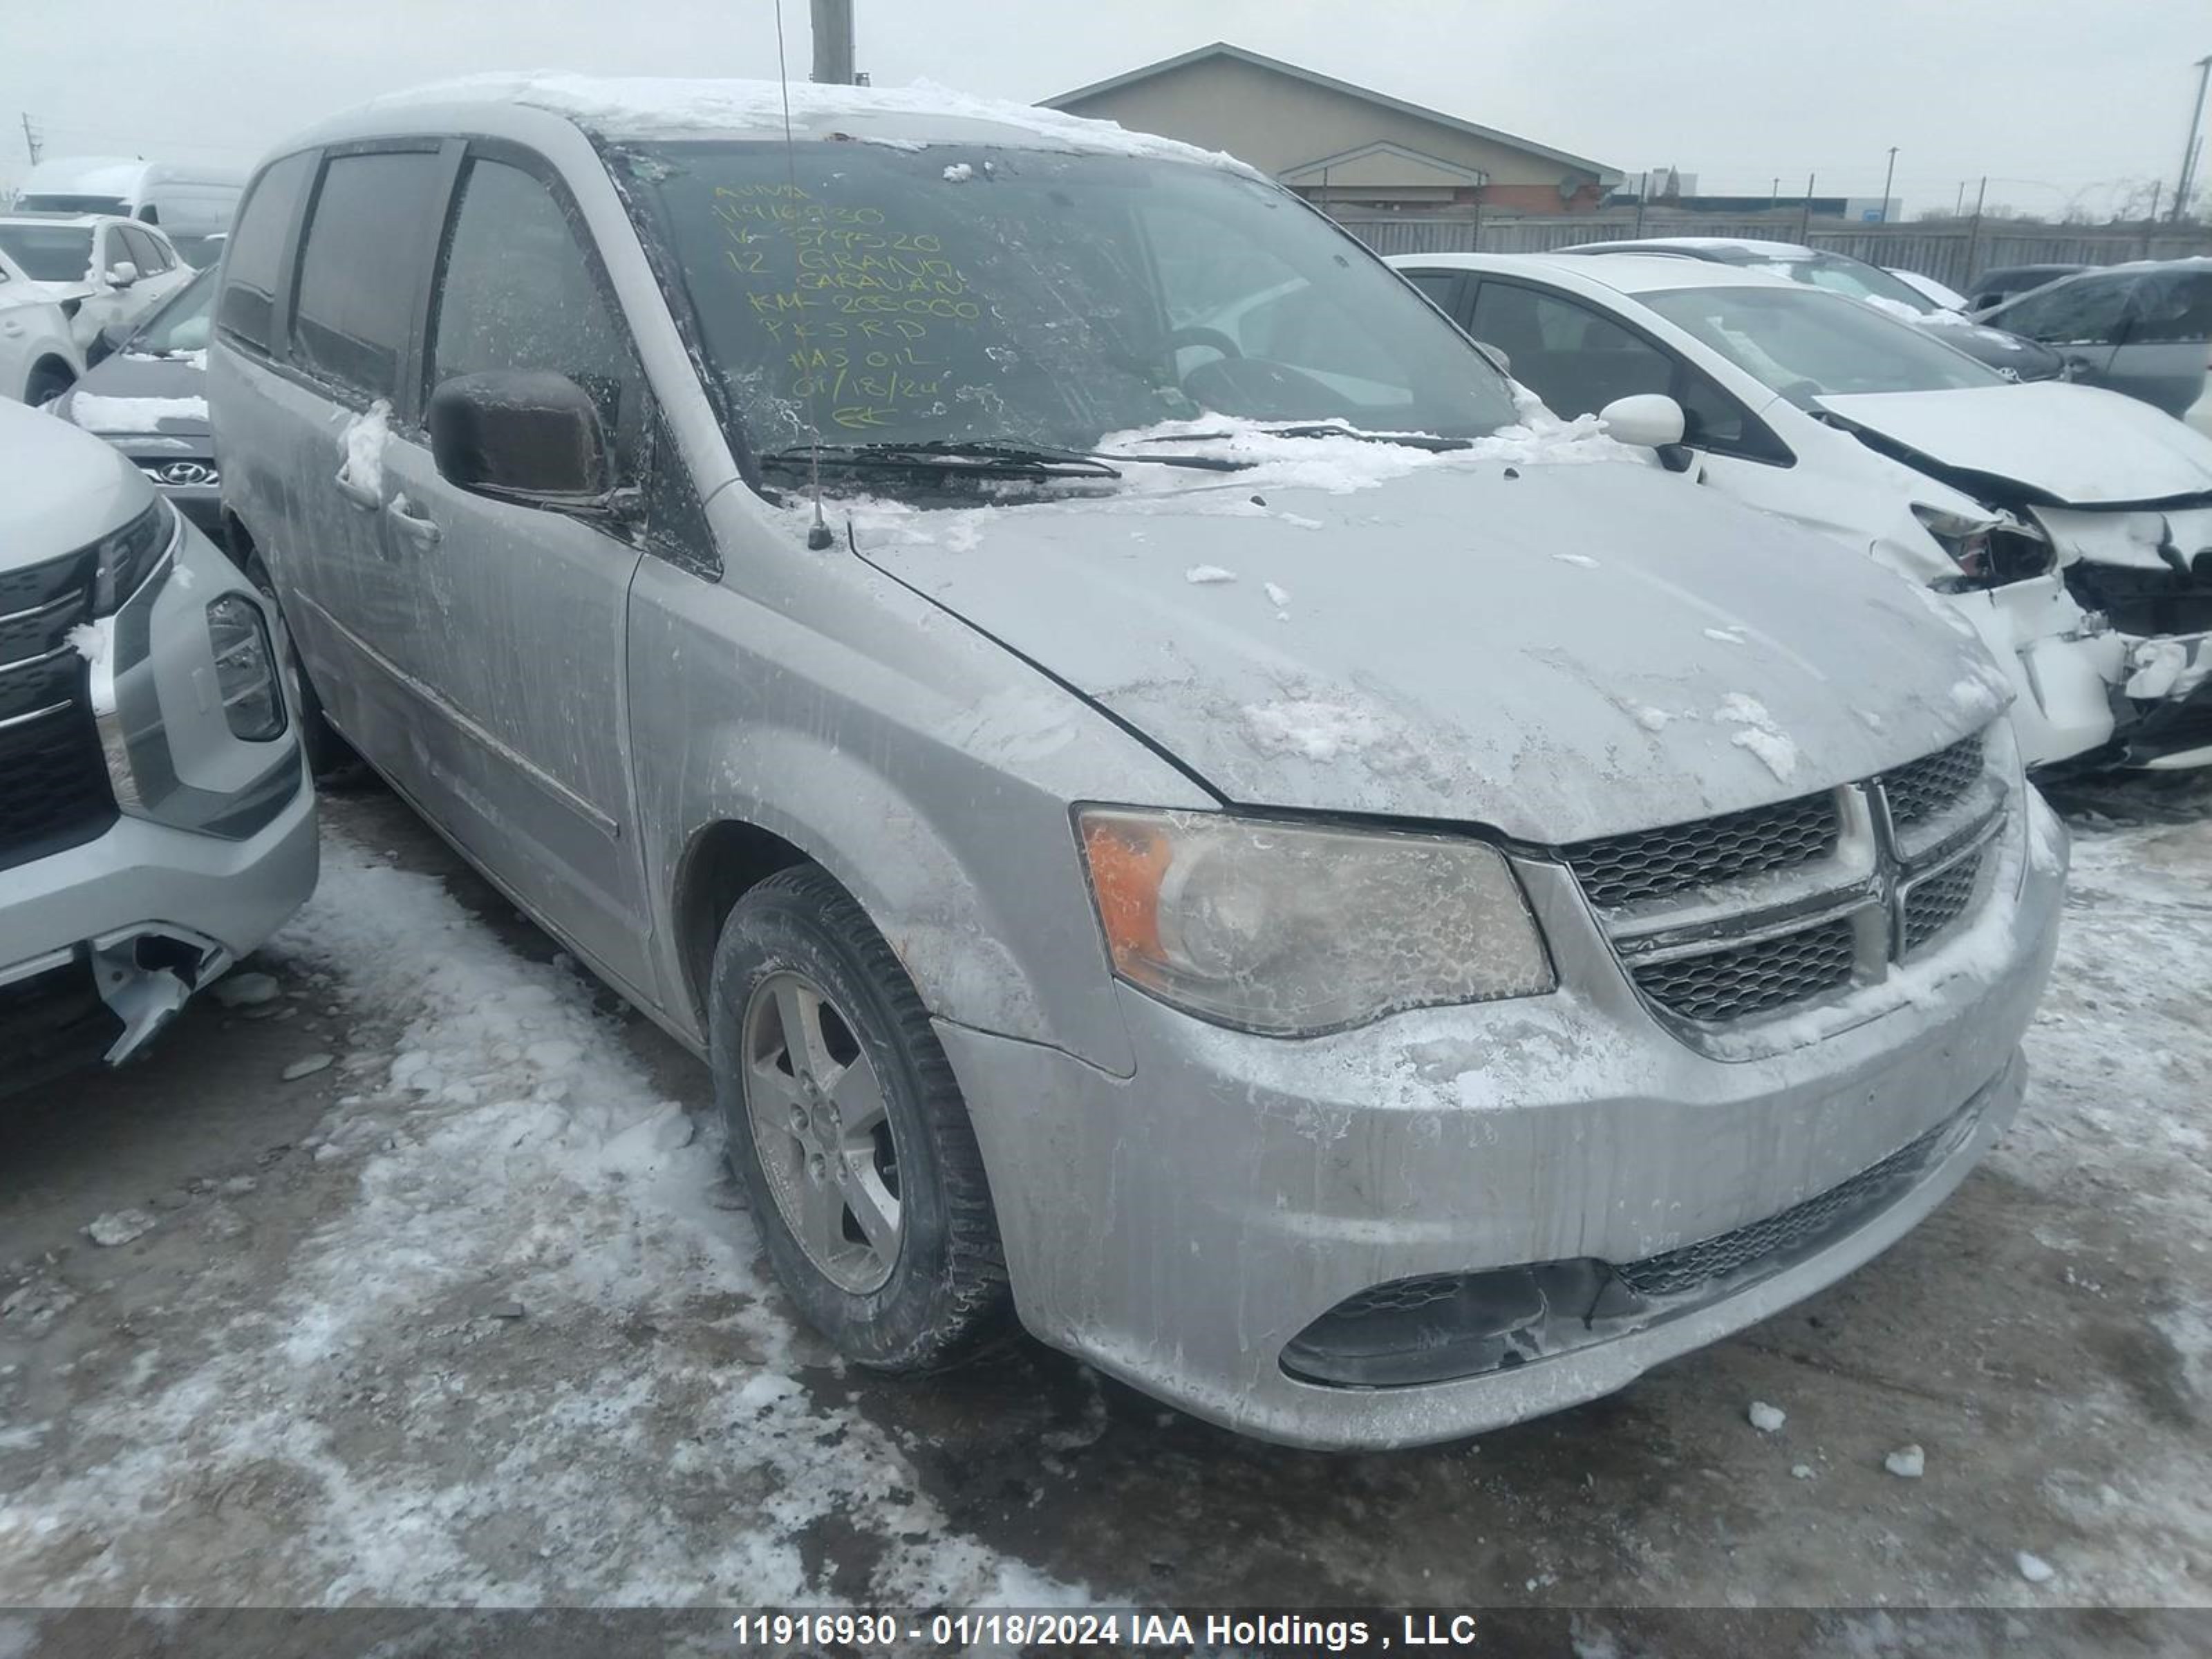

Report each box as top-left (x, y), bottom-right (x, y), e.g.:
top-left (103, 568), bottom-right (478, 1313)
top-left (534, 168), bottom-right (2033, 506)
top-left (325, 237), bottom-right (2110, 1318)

top-left (0, 400), bottom-right (317, 1091)
top-left (0, 243), bottom-right (84, 404)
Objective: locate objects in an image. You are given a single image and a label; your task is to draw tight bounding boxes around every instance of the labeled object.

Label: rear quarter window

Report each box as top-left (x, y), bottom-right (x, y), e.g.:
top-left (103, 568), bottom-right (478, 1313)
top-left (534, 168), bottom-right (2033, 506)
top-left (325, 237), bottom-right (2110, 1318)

top-left (218, 151), bottom-right (317, 351)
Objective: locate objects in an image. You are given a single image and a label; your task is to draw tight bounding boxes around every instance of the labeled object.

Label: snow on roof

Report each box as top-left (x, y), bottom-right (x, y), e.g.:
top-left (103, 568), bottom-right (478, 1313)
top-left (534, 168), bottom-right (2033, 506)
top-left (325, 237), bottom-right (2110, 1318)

top-left (367, 72), bottom-right (1261, 174)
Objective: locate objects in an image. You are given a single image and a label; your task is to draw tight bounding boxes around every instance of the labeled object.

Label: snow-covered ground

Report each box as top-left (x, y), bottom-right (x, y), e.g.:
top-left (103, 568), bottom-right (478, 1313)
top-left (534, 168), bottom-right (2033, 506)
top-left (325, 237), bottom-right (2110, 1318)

top-left (0, 780), bottom-right (2207, 1622)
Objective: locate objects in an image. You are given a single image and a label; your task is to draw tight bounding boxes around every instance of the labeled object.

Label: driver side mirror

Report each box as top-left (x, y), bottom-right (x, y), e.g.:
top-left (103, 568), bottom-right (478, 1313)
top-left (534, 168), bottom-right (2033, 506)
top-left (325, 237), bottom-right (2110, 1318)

top-left (1600, 393), bottom-right (1695, 474)
top-left (429, 369), bottom-right (615, 507)
top-left (106, 260), bottom-right (140, 288)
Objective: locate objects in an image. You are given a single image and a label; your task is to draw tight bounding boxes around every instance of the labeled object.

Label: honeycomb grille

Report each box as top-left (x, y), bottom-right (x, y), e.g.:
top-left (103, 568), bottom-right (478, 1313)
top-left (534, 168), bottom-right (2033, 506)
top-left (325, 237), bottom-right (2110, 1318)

top-left (1613, 1112), bottom-right (1957, 1298)
top-left (1331, 1275), bottom-right (1463, 1319)
top-left (1564, 791), bottom-right (1839, 910)
top-left (1882, 733), bottom-right (1985, 832)
top-left (1631, 918), bottom-right (1857, 1024)
top-left (1904, 854), bottom-right (1984, 955)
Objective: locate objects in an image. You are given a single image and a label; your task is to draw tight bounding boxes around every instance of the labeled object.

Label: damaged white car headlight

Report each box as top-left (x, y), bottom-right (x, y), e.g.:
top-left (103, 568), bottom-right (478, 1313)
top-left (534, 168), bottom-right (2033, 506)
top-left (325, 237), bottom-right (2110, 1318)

top-left (1912, 503), bottom-right (2048, 587)
top-left (1076, 807), bottom-right (1555, 1036)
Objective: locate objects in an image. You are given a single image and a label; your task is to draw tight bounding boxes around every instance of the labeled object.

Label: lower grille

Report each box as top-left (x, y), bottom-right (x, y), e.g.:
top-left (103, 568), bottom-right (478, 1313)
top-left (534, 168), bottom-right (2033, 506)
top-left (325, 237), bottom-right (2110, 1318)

top-left (1903, 852), bottom-right (1985, 955)
top-left (1630, 918), bottom-right (1858, 1024)
top-left (1612, 1110), bottom-right (1959, 1299)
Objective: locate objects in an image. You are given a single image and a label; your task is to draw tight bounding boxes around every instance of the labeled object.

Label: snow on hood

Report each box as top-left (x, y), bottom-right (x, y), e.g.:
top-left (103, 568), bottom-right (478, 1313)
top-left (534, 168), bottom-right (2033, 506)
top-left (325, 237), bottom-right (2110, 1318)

top-left (843, 435), bottom-right (2007, 843)
top-left (371, 72), bottom-right (1258, 175)
top-left (1817, 382), bottom-right (2212, 507)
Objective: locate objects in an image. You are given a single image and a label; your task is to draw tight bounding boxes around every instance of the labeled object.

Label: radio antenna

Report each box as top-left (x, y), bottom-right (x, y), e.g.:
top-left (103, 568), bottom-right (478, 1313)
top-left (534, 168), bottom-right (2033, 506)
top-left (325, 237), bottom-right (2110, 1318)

top-left (775, 0), bottom-right (834, 550)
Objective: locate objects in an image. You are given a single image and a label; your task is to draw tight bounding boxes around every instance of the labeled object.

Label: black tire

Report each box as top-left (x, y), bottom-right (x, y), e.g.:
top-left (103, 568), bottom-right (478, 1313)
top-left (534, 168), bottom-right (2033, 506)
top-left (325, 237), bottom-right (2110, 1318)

top-left (242, 552), bottom-right (356, 780)
top-left (26, 364), bottom-right (74, 409)
top-left (709, 865), bottom-right (1010, 1369)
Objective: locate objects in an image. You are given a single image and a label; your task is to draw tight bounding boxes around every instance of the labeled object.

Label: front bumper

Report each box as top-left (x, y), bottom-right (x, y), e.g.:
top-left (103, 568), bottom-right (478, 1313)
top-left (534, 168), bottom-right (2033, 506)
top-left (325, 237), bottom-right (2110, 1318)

top-left (941, 791), bottom-right (2065, 1449)
top-left (0, 510), bottom-right (317, 1087)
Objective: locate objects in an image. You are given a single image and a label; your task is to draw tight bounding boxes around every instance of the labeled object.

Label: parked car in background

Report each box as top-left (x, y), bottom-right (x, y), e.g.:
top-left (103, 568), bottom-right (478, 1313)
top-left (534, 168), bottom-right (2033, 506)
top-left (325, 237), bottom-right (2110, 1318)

top-left (1562, 237), bottom-right (2068, 383)
top-left (1965, 263), bottom-right (2086, 312)
top-left (1886, 268), bottom-right (1968, 310)
top-left (0, 243), bottom-right (84, 404)
top-left (11, 156), bottom-right (244, 268)
top-left (0, 400), bottom-right (315, 1095)
top-left (0, 213), bottom-right (196, 359)
top-left (1972, 258), bottom-right (2212, 433)
top-left (56, 266), bottom-right (218, 536)
top-left (209, 77), bottom-right (2066, 1450)
top-left (1393, 251), bottom-right (2212, 772)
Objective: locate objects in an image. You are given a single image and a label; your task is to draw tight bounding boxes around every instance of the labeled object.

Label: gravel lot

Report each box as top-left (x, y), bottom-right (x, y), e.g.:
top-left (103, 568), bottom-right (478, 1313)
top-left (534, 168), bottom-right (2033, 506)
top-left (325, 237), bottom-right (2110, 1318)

top-left (1, 776), bottom-right (2208, 1653)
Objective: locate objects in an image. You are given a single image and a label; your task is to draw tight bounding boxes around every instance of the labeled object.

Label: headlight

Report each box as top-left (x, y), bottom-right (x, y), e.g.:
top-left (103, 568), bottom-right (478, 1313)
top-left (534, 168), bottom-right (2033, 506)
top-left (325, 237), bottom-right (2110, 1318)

top-left (1075, 807), bottom-right (1554, 1036)
top-left (1913, 503), bottom-right (2050, 588)
top-left (205, 595), bottom-right (287, 741)
top-left (91, 501), bottom-right (174, 615)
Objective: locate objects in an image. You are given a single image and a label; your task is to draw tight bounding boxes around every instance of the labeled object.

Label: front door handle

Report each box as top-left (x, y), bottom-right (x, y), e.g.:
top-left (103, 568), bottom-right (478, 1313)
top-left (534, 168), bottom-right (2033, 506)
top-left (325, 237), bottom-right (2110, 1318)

top-left (387, 496), bottom-right (442, 547)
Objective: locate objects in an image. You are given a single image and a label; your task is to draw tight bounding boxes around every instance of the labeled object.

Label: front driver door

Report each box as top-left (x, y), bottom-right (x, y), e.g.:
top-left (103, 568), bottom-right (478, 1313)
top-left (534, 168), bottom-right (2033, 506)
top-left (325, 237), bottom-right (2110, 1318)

top-left (373, 146), bottom-right (656, 995)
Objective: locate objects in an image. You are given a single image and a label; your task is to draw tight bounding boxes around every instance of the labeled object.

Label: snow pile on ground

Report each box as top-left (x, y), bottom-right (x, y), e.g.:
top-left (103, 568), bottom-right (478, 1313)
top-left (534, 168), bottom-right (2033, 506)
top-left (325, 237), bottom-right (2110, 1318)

top-left (0, 831), bottom-right (1087, 1607)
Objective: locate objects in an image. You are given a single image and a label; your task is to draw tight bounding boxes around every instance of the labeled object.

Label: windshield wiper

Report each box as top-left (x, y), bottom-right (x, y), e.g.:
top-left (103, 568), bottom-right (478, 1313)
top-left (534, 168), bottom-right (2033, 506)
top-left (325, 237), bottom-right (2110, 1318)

top-left (759, 438), bottom-right (1250, 479)
top-left (1137, 423), bottom-right (1472, 453)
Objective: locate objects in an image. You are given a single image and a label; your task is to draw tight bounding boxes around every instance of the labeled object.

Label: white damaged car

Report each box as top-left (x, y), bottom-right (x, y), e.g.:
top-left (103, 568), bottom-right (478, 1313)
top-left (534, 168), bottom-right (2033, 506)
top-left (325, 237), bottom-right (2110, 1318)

top-left (1393, 252), bottom-right (2212, 771)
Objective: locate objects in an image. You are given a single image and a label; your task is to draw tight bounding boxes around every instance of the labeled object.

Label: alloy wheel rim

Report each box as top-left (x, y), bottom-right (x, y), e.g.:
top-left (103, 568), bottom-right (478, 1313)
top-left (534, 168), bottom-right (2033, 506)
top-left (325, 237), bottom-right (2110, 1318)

top-left (741, 969), bottom-right (903, 1294)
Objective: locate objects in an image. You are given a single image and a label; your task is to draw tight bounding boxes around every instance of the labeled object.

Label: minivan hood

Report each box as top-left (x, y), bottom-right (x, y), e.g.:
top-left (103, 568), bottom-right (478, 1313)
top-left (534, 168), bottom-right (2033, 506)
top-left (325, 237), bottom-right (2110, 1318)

top-left (854, 460), bottom-right (2007, 843)
top-left (1817, 382), bottom-right (2212, 507)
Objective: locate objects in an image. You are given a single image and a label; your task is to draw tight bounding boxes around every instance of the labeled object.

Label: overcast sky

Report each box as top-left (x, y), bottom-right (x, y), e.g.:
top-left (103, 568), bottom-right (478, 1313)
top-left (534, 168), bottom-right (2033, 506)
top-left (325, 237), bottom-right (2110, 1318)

top-left (3, 0), bottom-right (2205, 217)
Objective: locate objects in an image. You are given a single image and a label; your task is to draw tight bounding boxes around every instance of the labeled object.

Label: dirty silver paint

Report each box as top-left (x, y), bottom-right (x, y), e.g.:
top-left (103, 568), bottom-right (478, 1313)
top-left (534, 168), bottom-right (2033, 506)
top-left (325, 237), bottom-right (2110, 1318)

top-left (212, 88), bottom-right (2065, 1446)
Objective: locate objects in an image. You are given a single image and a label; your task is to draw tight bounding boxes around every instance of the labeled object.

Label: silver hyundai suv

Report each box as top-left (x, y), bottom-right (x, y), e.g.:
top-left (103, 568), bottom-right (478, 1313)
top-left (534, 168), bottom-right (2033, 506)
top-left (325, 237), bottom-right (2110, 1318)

top-left (210, 78), bottom-right (2066, 1449)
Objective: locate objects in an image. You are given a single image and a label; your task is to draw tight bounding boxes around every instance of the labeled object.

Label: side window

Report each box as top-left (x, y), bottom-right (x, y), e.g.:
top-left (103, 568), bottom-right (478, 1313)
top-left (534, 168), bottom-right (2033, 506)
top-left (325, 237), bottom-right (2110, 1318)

top-left (291, 149), bottom-right (445, 402)
top-left (1468, 282), bottom-right (1673, 418)
top-left (118, 226), bottom-right (165, 276)
top-left (217, 150), bottom-right (316, 351)
top-left (427, 156), bottom-right (647, 480)
top-left (1401, 270), bottom-right (1464, 317)
top-left (2125, 272), bottom-right (2212, 345)
top-left (1994, 275), bottom-right (2130, 346)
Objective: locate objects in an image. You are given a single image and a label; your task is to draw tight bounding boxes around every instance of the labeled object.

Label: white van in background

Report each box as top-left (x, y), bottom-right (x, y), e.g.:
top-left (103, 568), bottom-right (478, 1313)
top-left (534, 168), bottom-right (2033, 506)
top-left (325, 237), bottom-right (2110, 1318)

top-left (12, 156), bottom-right (244, 266)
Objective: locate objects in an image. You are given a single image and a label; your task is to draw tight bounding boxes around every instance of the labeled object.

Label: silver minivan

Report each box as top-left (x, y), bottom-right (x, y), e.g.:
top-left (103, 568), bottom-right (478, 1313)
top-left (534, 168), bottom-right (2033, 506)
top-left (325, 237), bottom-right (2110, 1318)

top-left (211, 78), bottom-right (2066, 1449)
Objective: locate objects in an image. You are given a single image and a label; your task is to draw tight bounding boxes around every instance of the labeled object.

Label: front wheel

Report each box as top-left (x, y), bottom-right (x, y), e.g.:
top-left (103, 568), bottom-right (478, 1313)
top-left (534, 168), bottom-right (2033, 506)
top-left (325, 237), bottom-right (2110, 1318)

top-left (709, 865), bottom-right (1010, 1369)
top-left (25, 364), bottom-right (74, 409)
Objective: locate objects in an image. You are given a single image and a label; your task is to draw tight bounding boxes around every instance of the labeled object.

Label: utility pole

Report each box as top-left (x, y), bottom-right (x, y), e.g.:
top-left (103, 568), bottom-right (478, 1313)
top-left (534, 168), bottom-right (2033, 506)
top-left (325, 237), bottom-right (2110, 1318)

top-left (1965, 174), bottom-right (1987, 288)
top-left (19, 113), bottom-right (39, 165)
top-left (2175, 53), bottom-right (2212, 223)
top-left (1880, 146), bottom-right (1898, 223)
top-left (1769, 176), bottom-right (1779, 212)
top-left (1953, 180), bottom-right (1965, 217)
top-left (810, 0), bottom-right (856, 86)
top-left (1798, 171), bottom-right (1815, 242)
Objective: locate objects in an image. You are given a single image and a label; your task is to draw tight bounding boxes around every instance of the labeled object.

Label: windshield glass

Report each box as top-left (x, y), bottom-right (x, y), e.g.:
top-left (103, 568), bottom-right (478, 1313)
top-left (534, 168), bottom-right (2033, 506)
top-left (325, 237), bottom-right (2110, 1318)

top-left (1642, 284), bottom-right (2006, 404)
top-left (624, 142), bottom-right (1518, 472)
top-left (126, 265), bottom-right (215, 355)
top-left (1744, 251), bottom-right (1940, 314)
top-left (0, 223), bottom-right (95, 283)
top-left (17, 193), bottom-right (130, 216)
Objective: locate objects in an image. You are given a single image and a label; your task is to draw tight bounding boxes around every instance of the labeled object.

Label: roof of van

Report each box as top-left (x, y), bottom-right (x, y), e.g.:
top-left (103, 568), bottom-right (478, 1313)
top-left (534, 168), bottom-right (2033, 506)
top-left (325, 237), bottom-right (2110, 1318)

top-left (332, 72), bottom-right (1260, 174)
top-left (21, 156), bottom-right (244, 191)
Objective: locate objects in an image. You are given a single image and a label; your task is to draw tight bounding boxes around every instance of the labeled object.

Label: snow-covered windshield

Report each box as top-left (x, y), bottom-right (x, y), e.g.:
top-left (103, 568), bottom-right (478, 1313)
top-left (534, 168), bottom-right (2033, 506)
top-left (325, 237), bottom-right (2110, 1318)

top-left (622, 142), bottom-right (1519, 467)
top-left (0, 223), bottom-right (95, 283)
top-left (127, 265), bottom-right (214, 355)
top-left (1642, 285), bottom-right (2006, 404)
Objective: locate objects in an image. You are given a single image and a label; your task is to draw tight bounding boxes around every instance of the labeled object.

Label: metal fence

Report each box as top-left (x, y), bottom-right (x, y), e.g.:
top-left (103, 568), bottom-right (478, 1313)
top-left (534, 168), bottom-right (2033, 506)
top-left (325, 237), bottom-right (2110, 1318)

top-left (1333, 211), bottom-right (2212, 290)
